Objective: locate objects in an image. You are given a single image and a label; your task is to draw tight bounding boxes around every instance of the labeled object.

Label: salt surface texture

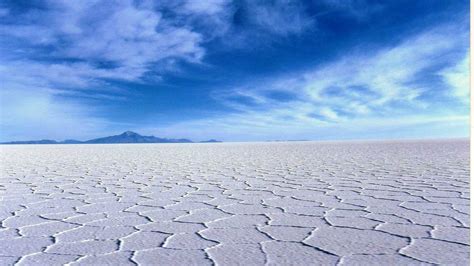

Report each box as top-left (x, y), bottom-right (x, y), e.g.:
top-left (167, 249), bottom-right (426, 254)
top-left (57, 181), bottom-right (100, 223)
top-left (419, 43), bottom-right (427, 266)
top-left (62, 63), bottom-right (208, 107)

top-left (0, 140), bottom-right (469, 265)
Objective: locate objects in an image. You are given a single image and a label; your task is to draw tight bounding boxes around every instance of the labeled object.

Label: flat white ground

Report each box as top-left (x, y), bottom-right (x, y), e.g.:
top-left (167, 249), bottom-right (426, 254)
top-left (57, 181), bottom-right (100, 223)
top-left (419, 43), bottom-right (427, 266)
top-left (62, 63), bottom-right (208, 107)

top-left (0, 140), bottom-right (469, 265)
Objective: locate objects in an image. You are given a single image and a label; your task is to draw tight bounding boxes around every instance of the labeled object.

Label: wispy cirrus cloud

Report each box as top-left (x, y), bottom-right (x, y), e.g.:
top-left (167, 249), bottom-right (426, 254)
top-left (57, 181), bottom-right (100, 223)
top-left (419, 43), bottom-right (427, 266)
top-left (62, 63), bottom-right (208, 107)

top-left (150, 23), bottom-right (469, 141)
top-left (218, 23), bottom-right (468, 119)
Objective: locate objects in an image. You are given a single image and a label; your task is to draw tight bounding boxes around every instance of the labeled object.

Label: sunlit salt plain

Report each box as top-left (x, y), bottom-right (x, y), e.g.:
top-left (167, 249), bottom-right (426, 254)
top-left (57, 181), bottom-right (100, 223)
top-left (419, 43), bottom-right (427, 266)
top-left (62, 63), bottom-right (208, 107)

top-left (0, 140), bottom-right (469, 265)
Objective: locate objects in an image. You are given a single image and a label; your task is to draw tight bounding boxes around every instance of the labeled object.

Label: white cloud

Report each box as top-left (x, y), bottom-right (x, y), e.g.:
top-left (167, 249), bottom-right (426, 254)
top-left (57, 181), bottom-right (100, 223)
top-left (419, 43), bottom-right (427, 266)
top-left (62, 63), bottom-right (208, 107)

top-left (1, 0), bottom-right (205, 84)
top-left (441, 53), bottom-right (470, 103)
top-left (217, 24), bottom-right (467, 121)
top-left (0, 60), bottom-right (142, 90)
top-left (63, 6), bottom-right (204, 69)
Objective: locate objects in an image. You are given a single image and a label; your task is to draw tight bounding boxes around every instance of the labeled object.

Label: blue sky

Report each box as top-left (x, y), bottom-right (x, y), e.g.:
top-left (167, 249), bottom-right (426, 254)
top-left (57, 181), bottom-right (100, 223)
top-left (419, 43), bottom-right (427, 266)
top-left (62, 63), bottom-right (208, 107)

top-left (0, 0), bottom-right (470, 141)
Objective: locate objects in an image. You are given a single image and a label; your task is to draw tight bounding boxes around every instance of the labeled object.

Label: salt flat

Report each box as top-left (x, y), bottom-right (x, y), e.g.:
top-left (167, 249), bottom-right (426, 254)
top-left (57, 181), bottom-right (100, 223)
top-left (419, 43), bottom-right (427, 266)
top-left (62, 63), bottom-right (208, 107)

top-left (0, 140), bottom-right (469, 265)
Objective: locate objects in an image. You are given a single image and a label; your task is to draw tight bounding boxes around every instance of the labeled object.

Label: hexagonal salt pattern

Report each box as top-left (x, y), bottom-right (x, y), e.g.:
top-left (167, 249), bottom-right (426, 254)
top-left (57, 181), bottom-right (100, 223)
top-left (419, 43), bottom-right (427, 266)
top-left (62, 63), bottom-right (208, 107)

top-left (0, 140), bottom-right (469, 265)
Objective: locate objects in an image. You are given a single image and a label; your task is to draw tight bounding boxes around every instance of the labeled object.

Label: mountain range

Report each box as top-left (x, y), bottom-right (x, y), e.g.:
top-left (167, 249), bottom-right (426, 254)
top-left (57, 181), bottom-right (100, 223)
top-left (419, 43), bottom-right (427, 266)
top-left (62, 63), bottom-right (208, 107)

top-left (1, 131), bottom-right (222, 145)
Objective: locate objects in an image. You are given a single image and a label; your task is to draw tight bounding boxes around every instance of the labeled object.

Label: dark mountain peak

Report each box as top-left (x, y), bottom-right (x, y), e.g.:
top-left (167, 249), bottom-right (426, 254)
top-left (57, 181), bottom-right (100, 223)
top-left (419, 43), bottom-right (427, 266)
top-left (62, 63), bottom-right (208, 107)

top-left (84, 131), bottom-right (193, 144)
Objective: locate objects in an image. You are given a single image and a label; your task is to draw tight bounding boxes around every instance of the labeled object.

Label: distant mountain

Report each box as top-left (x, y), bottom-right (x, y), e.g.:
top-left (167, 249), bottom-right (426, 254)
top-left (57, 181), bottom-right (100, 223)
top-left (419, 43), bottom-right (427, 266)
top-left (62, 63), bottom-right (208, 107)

top-left (2, 139), bottom-right (58, 144)
top-left (1, 131), bottom-right (204, 145)
top-left (200, 139), bottom-right (222, 143)
top-left (85, 131), bottom-right (193, 144)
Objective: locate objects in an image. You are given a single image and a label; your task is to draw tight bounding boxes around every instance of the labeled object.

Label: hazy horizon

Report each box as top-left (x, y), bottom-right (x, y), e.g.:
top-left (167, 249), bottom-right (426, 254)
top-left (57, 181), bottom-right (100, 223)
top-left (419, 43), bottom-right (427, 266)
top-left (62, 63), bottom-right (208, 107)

top-left (1, 129), bottom-right (469, 144)
top-left (0, 0), bottom-right (469, 142)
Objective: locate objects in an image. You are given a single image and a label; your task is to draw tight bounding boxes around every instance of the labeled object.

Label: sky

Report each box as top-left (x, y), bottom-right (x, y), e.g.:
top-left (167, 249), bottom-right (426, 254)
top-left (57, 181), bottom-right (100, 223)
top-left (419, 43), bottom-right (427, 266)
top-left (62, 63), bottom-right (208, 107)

top-left (0, 0), bottom-right (470, 142)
